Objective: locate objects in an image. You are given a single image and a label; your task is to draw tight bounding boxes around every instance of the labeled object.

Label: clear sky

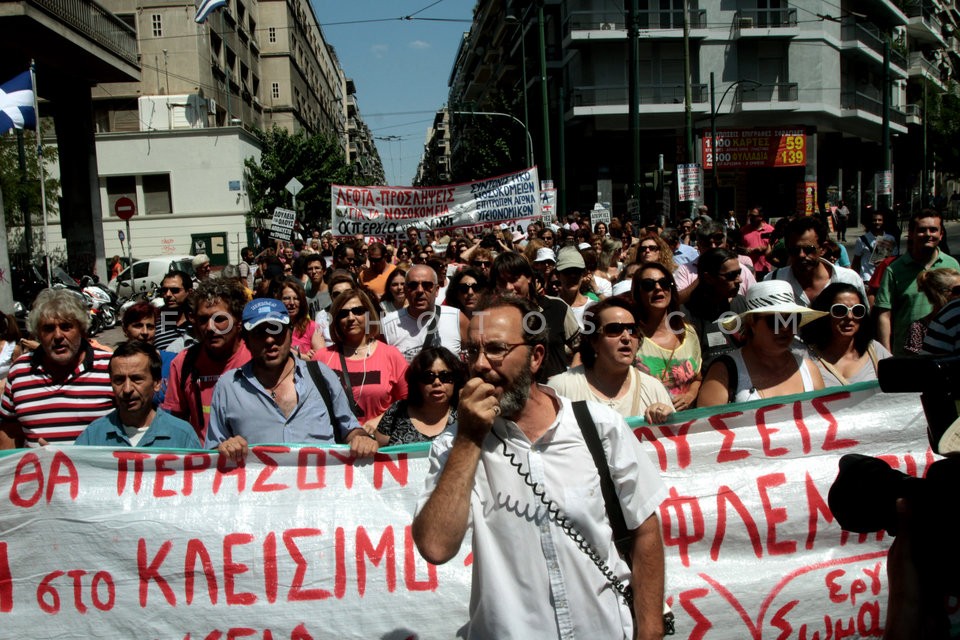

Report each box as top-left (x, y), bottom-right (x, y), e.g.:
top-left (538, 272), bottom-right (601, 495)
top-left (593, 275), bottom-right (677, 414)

top-left (314, 0), bottom-right (477, 186)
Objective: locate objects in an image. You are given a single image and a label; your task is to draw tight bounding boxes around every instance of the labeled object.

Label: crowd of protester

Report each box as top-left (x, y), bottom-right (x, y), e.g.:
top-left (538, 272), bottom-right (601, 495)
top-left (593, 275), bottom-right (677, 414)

top-left (1, 205), bottom-right (957, 454)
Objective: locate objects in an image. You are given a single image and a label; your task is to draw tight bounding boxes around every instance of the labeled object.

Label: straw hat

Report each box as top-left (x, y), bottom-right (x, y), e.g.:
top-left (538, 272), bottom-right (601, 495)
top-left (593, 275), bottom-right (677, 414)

top-left (720, 280), bottom-right (827, 332)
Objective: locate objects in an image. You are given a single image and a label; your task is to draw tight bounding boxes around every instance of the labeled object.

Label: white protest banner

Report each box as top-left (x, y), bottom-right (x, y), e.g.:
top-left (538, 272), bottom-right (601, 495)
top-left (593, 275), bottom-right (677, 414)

top-left (0, 384), bottom-right (932, 638)
top-left (331, 168), bottom-right (540, 238)
top-left (269, 207), bottom-right (296, 242)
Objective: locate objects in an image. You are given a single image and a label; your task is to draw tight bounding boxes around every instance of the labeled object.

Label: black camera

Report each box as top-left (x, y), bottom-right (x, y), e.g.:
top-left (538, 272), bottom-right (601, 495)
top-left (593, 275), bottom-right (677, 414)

top-left (877, 355), bottom-right (960, 453)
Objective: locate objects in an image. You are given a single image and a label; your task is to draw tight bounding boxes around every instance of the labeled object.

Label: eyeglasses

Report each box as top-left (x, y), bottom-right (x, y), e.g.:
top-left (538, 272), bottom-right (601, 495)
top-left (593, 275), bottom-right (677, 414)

top-left (456, 282), bottom-right (480, 294)
top-left (639, 245), bottom-right (659, 253)
top-left (830, 303), bottom-right (867, 319)
top-left (406, 280), bottom-right (436, 292)
top-left (600, 322), bottom-right (640, 338)
top-left (472, 261), bottom-right (491, 268)
top-left (461, 341), bottom-right (528, 363)
top-left (158, 287), bottom-right (183, 294)
top-left (637, 277), bottom-right (673, 292)
top-left (717, 269), bottom-right (742, 282)
top-left (418, 370), bottom-right (455, 385)
top-left (761, 314), bottom-right (798, 331)
top-left (789, 244), bottom-right (820, 256)
top-left (336, 305), bottom-right (367, 320)
top-left (541, 235), bottom-right (554, 241)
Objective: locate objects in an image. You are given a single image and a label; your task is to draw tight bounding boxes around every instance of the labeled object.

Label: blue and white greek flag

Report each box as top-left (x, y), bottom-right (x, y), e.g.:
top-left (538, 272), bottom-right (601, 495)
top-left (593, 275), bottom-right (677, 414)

top-left (0, 71), bottom-right (35, 134)
top-left (195, 0), bottom-right (227, 23)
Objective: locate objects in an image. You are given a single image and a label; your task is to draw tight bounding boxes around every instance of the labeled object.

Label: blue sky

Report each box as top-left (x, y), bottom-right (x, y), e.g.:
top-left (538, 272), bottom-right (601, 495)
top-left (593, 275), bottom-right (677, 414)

top-left (314, 0), bottom-right (477, 186)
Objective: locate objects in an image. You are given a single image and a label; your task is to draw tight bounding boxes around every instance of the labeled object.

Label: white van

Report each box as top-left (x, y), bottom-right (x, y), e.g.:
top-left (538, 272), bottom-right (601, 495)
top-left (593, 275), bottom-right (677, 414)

top-left (109, 255), bottom-right (196, 297)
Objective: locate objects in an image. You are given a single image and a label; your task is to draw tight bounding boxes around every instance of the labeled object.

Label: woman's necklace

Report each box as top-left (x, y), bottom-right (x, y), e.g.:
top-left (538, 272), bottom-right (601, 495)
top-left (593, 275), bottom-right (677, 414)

top-left (587, 368), bottom-right (629, 406)
top-left (268, 359), bottom-right (295, 400)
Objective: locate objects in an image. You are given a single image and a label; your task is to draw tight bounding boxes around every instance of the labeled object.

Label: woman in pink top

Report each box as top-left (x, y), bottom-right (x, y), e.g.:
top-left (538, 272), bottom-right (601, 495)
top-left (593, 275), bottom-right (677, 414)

top-left (271, 277), bottom-right (323, 359)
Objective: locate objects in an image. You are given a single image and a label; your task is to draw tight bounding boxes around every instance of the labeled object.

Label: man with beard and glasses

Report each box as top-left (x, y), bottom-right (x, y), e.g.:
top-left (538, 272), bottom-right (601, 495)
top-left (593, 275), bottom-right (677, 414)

top-left (413, 293), bottom-right (668, 640)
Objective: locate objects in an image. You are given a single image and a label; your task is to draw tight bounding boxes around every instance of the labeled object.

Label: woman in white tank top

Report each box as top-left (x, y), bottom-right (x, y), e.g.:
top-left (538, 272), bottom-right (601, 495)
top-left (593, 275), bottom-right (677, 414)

top-left (698, 281), bottom-right (827, 406)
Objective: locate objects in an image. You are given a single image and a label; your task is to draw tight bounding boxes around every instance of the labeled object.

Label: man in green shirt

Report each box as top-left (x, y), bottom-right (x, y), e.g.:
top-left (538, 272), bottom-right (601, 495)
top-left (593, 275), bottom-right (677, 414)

top-left (876, 210), bottom-right (959, 355)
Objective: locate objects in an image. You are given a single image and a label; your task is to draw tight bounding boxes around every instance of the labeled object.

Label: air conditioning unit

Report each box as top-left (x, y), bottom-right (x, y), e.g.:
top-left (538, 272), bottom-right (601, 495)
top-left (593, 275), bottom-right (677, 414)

top-left (207, 98), bottom-right (217, 115)
top-left (600, 22), bottom-right (616, 30)
top-left (738, 16), bottom-right (754, 28)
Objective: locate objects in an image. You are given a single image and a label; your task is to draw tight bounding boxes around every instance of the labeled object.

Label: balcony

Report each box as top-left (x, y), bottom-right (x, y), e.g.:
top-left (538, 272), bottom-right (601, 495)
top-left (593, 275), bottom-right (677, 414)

top-left (841, 90), bottom-right (907, 126)
top-left (25, 0), bottom-right (139, 67)
top-left (570, 83), bottom-right (708, 107)
top-left (905, 4), bottom-right (946, 45)
top-left (841, 21), bottom-right (908, 75)
top-left (738, 82), bottom-right (800, 103)
top-left (903, 103), bottom-right (922, 125)
top-left (908, 50), bottom-right (946, 86)
top-left (564, 8), bottom-right (707, 37)
top-left (734, 8), bottom-right (799, 35)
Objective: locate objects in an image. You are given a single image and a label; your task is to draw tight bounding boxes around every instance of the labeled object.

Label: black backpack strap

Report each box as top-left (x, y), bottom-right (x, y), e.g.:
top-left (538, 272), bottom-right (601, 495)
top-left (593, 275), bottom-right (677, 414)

top-left (306, 360), bottom-right (344, 443)
top-left (571, 400), bottom-right (633, 564)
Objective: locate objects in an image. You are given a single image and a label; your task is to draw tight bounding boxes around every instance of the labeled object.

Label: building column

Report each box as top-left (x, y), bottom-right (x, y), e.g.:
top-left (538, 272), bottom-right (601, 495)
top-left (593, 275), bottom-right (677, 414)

top-left (50, 78), bottom-right (106, 281)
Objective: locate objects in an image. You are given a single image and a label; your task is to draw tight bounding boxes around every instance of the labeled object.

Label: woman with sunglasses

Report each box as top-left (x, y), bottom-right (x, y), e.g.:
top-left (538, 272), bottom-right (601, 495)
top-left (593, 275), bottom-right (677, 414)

top-left (368, 347), bottom-right (466, 444)
top-left (317, 288), bottom-right (408, 424)
top-left (444, 267), bottom-right (487, 319)
top-left (632, 263), bottom-right (702, 411)
top-left (800, 283), bottom-right (891, 386)
top-left (548, 298), bottom-right (674, 423)
top-left (698, 280), bottom-right (826, 406)
top-left (628, 233), bottom-right (676, 273)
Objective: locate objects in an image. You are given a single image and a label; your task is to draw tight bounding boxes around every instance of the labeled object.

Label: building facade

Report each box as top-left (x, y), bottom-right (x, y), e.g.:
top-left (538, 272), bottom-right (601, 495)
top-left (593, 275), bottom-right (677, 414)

top-left (445, 0), bottom-right (958, 222)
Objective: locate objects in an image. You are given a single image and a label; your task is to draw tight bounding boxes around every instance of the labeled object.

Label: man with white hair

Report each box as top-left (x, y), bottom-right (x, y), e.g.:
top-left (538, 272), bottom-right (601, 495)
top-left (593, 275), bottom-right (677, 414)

top-left (380, 264), bottom-right (467, 363)
top-left (0, 288), bottom-right (114, 447)
top-left (192, 254), bottom-right (212, 282)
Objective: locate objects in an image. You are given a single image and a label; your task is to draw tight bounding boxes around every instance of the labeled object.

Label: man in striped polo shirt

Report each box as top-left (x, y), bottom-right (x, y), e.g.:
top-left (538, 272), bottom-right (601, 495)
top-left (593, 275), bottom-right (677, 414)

top-left (0, 288), bottom-right (114, 448)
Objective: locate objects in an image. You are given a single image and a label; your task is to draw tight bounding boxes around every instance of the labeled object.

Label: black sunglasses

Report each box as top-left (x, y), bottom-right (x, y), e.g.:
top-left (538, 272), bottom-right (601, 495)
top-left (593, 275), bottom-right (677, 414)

top-left (418, 370), bottom-right (455, 385)
top-left (472, 261), bottom-right (491, 268)
top-left (789, 244), bottom-right (820, 256)
top-left (600, 322), bottom-right (640, 338)
top-left (406, 280), bottom-right (436, 292)
top-left (158, 286), bottom-right (183, 294)
top-left (637, 277), bottom-right (672, 292)
top-left (718, 268), bottom-right (742, 282)
top-left (336, 305), bottom-right (366, 320)
top-left (457, 282), bottom-right (480, 294)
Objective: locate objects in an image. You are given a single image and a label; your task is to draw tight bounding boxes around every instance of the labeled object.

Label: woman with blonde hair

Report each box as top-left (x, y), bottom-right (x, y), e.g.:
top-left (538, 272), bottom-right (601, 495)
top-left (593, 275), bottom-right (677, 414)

top-left (627, 232), bottom-right (677, 273)
top-left (903, 267), bottom-right (960, 353)
top-left (316, 288), bottom-right (407, 425)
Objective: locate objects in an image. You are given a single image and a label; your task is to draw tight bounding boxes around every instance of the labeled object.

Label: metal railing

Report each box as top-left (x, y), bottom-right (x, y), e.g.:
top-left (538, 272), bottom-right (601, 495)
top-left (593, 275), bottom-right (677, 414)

top-left (904, 4), bottom-right (943, 33)
top-left (738, 82), bottom-right (799, 102)
top-left (570, 83), bottom-right (708, 107)
top-left (735, 8), bottom-right (798, 28)
top-left (564, 8), bottom-right (706, 32)
top-left (841, 90), bottom-right (907, 126)
top-left (31, 0), bottom-right (138, 66)
top-left (841, 20), bottom-right (906, 67)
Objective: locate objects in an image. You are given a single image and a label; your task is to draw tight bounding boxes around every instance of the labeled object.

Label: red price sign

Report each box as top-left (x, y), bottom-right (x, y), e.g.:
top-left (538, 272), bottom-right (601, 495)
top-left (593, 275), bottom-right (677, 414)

top-left (703, 128), bottom-right (806, 169)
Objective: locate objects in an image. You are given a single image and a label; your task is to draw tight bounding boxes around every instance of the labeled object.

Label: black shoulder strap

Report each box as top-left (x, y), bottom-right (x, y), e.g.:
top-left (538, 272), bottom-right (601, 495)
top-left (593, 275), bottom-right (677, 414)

top-left (336, 348), bottom-right (365, 418)
top-left (181, 344), bottom-right (205, 430)
top-left (424, 305), bottom-right (442, 349)
top-left (712, 354), bottom-right (738, 404)
top-left (306, 360), bottom-right (344, 443)
top-left (571, 400), bottom-right (633, 564)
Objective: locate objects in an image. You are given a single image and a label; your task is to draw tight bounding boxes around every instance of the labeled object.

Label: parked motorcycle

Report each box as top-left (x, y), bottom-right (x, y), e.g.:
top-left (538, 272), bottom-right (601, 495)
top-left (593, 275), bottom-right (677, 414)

top-left (81, 276), bottom-right (118, 329)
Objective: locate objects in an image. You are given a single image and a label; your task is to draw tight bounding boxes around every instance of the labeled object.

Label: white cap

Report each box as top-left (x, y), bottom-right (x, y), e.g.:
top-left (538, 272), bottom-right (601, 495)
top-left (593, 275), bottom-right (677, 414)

top-left (534, 247), bottom-right (556, 263)
top-left (577, 242), bottom-right (591, 251)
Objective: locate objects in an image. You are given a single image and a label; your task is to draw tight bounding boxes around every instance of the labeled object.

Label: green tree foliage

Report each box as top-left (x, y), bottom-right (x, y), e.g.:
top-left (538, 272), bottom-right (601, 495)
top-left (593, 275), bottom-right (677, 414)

top-left (448, 103), bottom-right (527, 183)
top-left (244, 126), bottom-right (355, 230)
top-left (0, 128), bottom-right (60, 255)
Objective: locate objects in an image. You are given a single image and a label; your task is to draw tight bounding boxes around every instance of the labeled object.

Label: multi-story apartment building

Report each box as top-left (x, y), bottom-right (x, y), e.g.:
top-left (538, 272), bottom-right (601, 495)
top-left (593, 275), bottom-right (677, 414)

top-left (87, 0), bottom-right (380, 263)
top-left (447, 0), bottom-right (957, 221)
top-left (416, 109), bottom-right (453, 185)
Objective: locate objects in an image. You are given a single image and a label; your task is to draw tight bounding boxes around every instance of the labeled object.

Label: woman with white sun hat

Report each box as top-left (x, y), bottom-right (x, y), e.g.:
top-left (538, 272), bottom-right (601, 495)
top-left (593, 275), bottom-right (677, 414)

top-left (697, 280), bottom-right (828, 406)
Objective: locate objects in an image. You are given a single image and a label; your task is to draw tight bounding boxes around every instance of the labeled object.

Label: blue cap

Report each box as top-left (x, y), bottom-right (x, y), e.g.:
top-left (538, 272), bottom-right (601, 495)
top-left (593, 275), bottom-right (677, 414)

top-left (242, 298), bottom-right (290, 331)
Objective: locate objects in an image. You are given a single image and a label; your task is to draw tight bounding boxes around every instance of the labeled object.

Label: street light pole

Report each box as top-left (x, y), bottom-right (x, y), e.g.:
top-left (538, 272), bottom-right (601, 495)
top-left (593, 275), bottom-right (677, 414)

top-left (450, 110), bottom-right (535, 172)
top-left (537, 3), bottom-right (552, 182)
top-left (709, 76), bottom-right (761, 216)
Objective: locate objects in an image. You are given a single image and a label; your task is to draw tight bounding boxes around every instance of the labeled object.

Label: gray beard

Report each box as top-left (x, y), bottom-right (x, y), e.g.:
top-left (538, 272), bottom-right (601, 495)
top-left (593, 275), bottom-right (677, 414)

top-left (499, 357), bottom-right (534, 419)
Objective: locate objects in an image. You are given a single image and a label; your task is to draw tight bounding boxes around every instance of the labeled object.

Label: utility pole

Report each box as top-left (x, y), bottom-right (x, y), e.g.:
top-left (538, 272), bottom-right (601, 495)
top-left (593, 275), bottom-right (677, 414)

top-left (537, 3), bottom-right (552, 182)
top-left (882, 40), bottom-right (892, 211)
top-left (629, 0), bottom-right (641, 207)
top-left (682, 0), bottom-right (695, 216)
